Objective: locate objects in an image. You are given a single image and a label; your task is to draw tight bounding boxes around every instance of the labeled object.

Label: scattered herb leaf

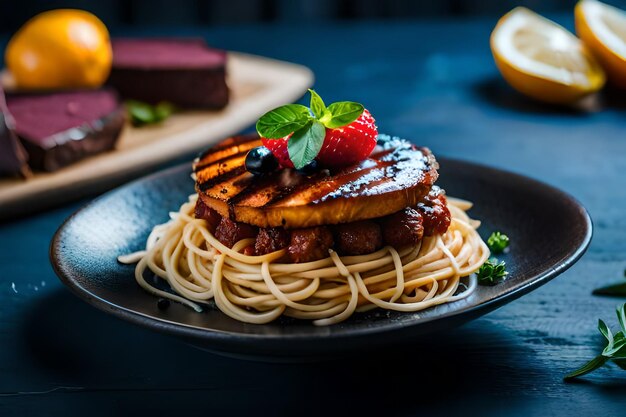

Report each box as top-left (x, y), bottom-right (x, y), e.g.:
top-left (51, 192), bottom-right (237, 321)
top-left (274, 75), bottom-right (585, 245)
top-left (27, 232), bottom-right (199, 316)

top-left (617, 305), bottom-right (626, 334)
top-left (598, 319), bottom-right (613, 344)
top-left (476, 257), bottom-right (508, 286)
top-left (565, 303), bottom-right (626, 381)
top-left (564, 356), bottom-right (609, 380)
top-left (127, 100), bottom-right (176, 126)
top-left (127, 100), bottom-right (153, 125)
top-left (592, 269), bottom-right (626, 297)
top-left (154, 102), bottom-right (175, 121)
top-left (593, 283), bottom-right (626, 297)
top-left (487, 231), bottom-right (510, 253)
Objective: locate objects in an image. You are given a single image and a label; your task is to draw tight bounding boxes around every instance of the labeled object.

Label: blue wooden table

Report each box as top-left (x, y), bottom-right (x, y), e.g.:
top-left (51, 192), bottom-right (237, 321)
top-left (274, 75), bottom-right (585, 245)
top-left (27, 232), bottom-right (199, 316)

top-left (2, 17), bottom-right (626, 416)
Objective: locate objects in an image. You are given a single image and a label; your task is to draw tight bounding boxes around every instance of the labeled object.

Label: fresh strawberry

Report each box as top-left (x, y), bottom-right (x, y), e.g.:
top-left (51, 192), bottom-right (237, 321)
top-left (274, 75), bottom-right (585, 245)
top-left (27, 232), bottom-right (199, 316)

top-left (316, 109), bottom-right (377, 166)
top-left (261, 110), bottom-right (377, 169)
top-left (256, 90), bottom-right (378, 171)
top-left (261, 135), bottom-right (293, 168)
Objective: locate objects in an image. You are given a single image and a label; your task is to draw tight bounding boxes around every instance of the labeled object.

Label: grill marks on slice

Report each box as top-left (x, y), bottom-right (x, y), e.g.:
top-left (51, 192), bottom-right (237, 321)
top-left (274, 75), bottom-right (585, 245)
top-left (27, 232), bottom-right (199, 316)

top-left (289, 159), bottom-right (394, 206)
top-left (195, 134), bottom-right (259, 167)
top-left (196, 165), bottom-right (247, 194)
top-left (194, 133), bottom-right (440, 228)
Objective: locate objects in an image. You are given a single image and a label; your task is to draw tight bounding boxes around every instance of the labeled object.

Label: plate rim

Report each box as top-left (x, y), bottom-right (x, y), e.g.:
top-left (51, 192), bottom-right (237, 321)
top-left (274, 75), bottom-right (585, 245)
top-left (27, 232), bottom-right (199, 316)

top-left (50, 158), bottom-right (593, 343)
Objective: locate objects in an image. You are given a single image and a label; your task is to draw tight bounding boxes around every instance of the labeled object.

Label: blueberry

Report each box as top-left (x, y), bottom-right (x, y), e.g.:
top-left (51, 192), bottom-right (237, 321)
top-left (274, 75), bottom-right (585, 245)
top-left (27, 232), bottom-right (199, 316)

top-left (297, 159), bottom-right (319, 175)
top-left (245, 146), bottom-right (278, 175)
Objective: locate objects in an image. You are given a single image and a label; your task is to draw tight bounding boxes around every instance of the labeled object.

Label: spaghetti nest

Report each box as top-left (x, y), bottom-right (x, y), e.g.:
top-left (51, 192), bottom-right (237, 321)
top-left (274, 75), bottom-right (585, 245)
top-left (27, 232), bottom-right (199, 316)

top-left (120, 195), bottom-right (489, 326)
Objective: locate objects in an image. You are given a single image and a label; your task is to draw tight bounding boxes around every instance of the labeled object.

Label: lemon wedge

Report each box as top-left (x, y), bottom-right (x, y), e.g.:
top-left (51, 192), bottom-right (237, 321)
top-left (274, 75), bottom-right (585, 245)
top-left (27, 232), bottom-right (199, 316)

top-left (576, 0), bottom-right (626, 88)
top-left (491, 7), bottom-right (605, 104)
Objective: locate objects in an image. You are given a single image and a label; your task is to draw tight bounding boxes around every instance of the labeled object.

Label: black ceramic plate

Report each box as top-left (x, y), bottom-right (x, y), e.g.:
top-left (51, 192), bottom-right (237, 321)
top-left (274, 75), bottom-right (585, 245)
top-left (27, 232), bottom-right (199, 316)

top-left (51, 158), bottom-right (592, 361)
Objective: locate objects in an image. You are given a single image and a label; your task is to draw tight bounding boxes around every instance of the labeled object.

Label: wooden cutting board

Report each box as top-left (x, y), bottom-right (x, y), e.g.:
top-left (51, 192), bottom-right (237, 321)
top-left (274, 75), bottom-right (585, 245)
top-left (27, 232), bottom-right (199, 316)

top-left (0, 52), bottom-right (313, 220)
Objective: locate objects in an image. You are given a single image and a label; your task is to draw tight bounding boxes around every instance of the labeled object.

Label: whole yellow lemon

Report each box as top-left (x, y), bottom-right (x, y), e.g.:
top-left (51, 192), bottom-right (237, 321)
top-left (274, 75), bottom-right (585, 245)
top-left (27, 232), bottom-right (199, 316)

top-left (5, 9), bottom-right (112, 90)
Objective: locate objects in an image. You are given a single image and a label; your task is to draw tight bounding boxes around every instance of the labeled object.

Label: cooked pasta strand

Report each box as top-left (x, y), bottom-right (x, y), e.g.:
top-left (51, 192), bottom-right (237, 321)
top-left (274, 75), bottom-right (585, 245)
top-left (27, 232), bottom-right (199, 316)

top-left (119, 195), bottom-right (489, 325)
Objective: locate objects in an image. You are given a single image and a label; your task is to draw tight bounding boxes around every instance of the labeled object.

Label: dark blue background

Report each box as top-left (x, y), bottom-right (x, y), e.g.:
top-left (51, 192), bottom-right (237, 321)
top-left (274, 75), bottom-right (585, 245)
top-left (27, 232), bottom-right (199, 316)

top-left (2, 4), bottom-right (626, 417)
top-left (2, 0), bottom-right (626, 33)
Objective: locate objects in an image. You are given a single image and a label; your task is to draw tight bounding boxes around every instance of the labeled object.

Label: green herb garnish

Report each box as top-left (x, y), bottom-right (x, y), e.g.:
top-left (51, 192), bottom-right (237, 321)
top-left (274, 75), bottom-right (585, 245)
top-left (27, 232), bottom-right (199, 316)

top-left (592, 269), bottom-right (626, 297)
top-left (255, 104), bottom-right (310, 139)
top-left (564, 303), bottom-right (626, 381)
top-left (287, 120), bottom-right (326, 171)
top-left (487, 231), bottom-right (510, 253)
top-left (324, 101), bottom-right (364, 128)
top-left (126, 100), bottom-right (175, 127)
top-left (476, 257), bottom-right (508, 286)
top-left (256, 90), bottom-right (364, 169)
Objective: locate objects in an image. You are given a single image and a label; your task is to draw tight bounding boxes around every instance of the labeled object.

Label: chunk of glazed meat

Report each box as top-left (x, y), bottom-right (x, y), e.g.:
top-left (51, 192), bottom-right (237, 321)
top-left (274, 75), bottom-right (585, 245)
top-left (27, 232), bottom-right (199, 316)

top-left (214, 217), bottom-right (257, 248)
top-left (380, 207), bottom-right (424, 248)
top-left (255, 227), bottom-right (290, 256)
top-left (288, 226), bottom-right (334, 263)
top-left (194, 198), bottom-right (221, 233)
top-left (334, 220), bottom-right (383, 255)
top-left (417, 186), bottom-right (451, 236)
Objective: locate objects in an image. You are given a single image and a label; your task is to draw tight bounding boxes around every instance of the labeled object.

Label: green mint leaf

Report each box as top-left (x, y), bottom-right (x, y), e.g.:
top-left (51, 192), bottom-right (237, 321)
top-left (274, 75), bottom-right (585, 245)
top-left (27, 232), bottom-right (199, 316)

top-left (592, 282), bottom-right (626, 297)
top-left (154, 102), bottom-right (175, 122)
top-left (126, 100), bottom-right (175, 126)
top-left (309, 89), bottom-right (326, 119)
top-left (604, 329), bottom-right (626, 358)
top-left (256, 104), bottom-right (311, 139)
top-left (603, 336), bottom-right (626, 357)
top-left (487, 231), bottom-right (510, 253)
top-left (325, 101), bottom-right (364, 128)
top-left (612, 333), bottom-right (626, 358)
top-left (564, 355), bottom-right (609, 381)
top-left (617, 303), bottom-right (626, 334)
top-left (127, 100), bottom-right (156, 125)
top-left (565, 303), bottom-right (626, 380)
top-left (598, 319), bottom-right (614, 345)
top-left (287, 121), bottom-right (325, 170)
top-left (610, 346), bottom-right (626, 360)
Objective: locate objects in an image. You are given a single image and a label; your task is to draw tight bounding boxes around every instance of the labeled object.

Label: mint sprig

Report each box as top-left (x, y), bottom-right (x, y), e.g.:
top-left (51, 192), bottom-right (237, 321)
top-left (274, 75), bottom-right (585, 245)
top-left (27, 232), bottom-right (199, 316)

top-left (565, 303), bottom-right (626, 381)
top-left (309, 89), bottom-right (327, 119)
top-left (126, 100), bottom-right (175, 126)
top-left (255, 90), bottom-right (365, 169)
top-left (255, 104), bottom-right (310, 139)
top-left (288, 121), bottom-right (326, 170)
top-left (325, 101), bottom-right (364, 128)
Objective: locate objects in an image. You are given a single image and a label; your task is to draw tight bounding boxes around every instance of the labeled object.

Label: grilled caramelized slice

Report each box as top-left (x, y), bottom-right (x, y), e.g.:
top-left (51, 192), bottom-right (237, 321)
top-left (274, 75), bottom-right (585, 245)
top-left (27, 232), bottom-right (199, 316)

top-left (194, 134), bottom-right (439, 229)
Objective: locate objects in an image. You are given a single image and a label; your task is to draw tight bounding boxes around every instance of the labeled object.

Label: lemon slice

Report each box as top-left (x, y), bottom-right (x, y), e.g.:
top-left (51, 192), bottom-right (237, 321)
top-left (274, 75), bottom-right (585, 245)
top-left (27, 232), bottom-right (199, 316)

top-left (576, 0), bottom-right (626, 88)
top-left (491, 7), bottom-right (605, 104)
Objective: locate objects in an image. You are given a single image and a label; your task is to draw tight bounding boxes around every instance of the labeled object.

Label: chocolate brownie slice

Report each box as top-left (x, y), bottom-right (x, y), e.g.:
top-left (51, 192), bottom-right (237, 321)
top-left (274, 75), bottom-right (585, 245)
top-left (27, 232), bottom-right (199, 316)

top-left (109, 38), bottom-right (229, 109)
top-left (6, 89), bottom-right (125, 172)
